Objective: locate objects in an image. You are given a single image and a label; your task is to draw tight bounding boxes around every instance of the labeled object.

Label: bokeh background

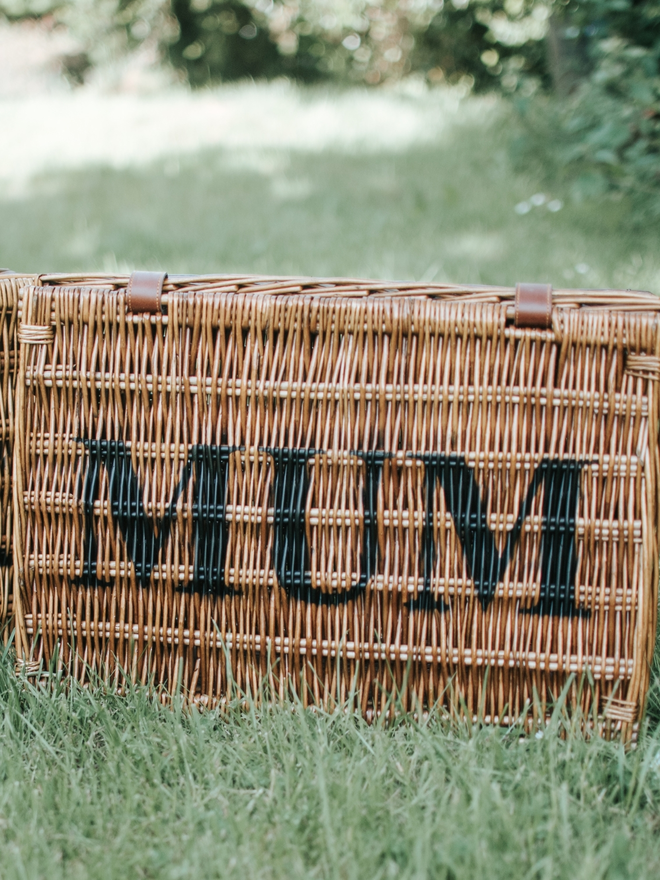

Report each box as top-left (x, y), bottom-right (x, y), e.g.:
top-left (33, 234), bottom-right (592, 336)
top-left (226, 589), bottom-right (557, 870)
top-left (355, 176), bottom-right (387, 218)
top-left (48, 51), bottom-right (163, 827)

top-left (1, 0), bottom-right (658, 290)
top-left (2, 6), bottom-right (660, 879)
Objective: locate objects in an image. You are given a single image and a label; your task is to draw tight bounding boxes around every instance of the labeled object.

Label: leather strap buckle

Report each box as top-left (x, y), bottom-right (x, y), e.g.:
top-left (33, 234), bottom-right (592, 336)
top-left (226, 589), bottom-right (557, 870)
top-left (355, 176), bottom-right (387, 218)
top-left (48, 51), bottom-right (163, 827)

top-left (515, 282), bottom-right (553, 329)
top-left (127, 271), bottom-right (167, 314)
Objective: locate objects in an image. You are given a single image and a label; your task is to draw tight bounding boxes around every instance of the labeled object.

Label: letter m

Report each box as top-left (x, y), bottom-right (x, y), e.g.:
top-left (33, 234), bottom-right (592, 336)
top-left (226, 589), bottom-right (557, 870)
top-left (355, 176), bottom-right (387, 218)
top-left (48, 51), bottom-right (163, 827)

top-left (419, 455), bottom-right (587, 617)
top-left (77, 441), bottom-right (234, 592)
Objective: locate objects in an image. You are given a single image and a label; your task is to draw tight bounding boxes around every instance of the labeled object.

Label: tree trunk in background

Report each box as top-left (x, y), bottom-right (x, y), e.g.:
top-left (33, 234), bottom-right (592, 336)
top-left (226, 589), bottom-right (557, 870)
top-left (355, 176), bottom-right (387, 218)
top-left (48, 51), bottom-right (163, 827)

top-left (546, 13), bottom-right (589, 96)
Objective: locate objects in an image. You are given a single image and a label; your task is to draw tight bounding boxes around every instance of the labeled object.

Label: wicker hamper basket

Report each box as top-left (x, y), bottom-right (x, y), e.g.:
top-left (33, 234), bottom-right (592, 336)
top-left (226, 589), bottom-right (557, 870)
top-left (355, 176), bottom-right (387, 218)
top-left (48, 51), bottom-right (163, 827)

top-left (13, 272), bottom-right (660, 738)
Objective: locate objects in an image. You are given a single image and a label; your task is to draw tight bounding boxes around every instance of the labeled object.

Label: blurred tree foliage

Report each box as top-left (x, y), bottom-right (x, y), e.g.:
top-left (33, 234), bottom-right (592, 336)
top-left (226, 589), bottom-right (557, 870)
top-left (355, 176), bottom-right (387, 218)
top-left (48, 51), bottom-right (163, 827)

top-left (161, 0), bottom-right (552, 90)
top-left (167, 1), bottom-right (281, 85)
top-left (1, 1), bottom-right (657, 214)
top-left (0, 1), bottom-right (552, 89)
top-left (0, 0), bottom-right (57, 14)
top-left (515, 1), bottom-right (660, 217)
top-left (566, 1), bottom-right (659, 214)
top-left (410, 1), bottom-right (550, 91)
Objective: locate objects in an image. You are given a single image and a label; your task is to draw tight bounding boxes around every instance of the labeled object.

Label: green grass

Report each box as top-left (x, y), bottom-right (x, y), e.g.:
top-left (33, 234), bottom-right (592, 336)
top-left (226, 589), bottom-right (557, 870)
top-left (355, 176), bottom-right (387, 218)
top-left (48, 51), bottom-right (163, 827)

top-left (1, 84), bottom-right (660, 879)
top-left (0, 661), bottom-right (660, 880)
top-left (1, 653), bottom-right (660, 880)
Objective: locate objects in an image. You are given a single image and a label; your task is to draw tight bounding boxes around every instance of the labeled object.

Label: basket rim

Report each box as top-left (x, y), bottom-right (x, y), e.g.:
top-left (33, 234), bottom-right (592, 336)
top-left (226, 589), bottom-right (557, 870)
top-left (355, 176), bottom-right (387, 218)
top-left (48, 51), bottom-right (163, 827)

top-left (6, 271), bottom-right (660, 312)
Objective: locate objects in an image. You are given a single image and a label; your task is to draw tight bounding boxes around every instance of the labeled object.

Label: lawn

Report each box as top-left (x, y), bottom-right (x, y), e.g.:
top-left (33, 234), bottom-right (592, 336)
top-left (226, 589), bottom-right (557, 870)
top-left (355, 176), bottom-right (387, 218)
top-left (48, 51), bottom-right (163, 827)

top-left (2, 83), bottom-right (659, 291)
top-left (2, 652), bottom-right (660, 880)
top-left (1, 82), bottom-right (660, 880)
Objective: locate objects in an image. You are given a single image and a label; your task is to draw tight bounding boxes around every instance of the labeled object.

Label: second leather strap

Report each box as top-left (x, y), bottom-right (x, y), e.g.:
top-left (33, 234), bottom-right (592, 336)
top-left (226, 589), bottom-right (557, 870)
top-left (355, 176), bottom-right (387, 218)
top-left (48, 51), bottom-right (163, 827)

top-left (515, 282), bottom-right (553, 329)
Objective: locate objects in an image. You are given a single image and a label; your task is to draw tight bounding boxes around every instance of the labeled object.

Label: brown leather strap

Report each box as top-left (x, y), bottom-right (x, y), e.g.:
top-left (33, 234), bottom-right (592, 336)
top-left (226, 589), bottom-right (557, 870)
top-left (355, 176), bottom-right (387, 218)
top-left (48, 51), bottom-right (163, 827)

top-left (515, 282), bottom-right (553, 329)
top-left (127, 271), bottom-right (167, 314)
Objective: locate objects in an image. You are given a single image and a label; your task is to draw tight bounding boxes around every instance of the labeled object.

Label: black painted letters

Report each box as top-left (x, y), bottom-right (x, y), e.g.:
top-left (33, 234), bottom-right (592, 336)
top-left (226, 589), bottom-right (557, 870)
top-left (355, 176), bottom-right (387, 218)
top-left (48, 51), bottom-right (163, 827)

top-left (76, 442), bottom-right (587, 616)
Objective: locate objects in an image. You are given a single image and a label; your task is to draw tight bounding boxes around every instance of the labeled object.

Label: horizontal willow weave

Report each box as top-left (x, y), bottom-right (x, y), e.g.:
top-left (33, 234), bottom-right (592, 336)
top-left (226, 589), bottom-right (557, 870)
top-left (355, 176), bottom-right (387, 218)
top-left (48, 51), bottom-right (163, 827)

top-left (13, 274), bottom-right (660, 738)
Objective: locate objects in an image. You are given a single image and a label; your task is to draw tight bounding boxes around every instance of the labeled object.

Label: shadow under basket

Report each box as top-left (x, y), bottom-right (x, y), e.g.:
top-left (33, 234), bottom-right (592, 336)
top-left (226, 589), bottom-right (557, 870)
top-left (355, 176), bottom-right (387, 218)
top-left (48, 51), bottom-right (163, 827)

top-left (12, 272), bottom-right (660, 740)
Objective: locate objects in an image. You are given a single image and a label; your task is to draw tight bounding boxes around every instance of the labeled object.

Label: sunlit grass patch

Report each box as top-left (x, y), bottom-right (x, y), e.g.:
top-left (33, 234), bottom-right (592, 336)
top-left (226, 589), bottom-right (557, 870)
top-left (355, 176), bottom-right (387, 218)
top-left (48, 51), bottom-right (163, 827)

top-left (1, 83), bottom-right (658, 292)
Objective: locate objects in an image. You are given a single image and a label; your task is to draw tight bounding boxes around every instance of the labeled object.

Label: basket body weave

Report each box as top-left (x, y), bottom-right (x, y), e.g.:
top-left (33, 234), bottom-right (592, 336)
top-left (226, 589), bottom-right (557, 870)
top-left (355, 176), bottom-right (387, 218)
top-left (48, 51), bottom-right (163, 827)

top-left (14, 275), bottom-right (660, 737)
top-left (0, 273), bottom-right (39, 627)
